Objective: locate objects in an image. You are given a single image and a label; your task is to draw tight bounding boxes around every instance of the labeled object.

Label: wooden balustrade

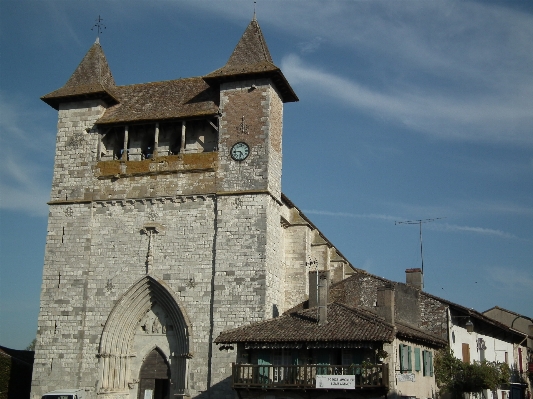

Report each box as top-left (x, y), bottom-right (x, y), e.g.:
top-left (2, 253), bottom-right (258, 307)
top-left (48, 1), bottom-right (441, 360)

top-left (231, 363), bottom-right (389, 389)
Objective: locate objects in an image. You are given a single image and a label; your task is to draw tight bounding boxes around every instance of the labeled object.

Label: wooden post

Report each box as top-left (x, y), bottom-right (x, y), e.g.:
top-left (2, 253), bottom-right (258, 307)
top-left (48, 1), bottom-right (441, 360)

top-left (180, 121), bottom-right (186, 153)
top-left (123, 125), bottom-right (129, 161)
top-left (154, 122), bottom-right (159, 157)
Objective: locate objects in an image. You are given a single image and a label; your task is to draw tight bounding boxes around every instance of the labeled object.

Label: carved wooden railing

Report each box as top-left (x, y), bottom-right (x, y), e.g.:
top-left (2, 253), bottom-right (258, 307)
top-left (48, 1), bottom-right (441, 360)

top-left (231, 363), bottom-right (389, 389)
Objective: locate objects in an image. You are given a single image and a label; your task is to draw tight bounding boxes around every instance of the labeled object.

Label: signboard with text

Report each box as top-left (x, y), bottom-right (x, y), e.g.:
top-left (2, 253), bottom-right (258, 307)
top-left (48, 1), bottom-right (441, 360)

top-left (396, 373), bottom-right (416, 382)
top-left (316, 375), bottom-right (356, 389)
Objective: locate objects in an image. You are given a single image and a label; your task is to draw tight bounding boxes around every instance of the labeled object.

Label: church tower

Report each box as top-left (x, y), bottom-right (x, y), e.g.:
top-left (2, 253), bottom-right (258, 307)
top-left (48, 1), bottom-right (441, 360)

top-left (31, 18), bottom-right (300, 399)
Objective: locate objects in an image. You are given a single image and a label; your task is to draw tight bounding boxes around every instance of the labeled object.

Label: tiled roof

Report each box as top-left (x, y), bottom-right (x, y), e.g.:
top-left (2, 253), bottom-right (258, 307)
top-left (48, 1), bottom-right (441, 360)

top-left (96, 77), bottom-right (219, 125)
top-left (41, 41), bottom-right (118, 110)
top-left (328, 269), bottom-right (526, 342)
top-left (215, 303), bottom-right (395, 344)
top-left (395, 321), bottom-right (447, 347)
top-left (204, 18), bottom-right (298, 103)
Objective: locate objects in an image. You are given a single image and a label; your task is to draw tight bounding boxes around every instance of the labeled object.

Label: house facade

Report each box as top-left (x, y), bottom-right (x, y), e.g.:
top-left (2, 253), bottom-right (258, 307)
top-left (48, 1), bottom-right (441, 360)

top-left (31, 17), bottom-right (353, 399)
top-left (325, 268), bottom-right (529, 399)
top-left (215, 272), bottom-right (447, 399)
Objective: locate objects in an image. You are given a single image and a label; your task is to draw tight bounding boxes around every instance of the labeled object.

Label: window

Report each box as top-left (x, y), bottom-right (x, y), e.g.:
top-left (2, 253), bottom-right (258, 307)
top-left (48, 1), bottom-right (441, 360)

top-left (462, 343), bottom-right (470, 363)
top-left (423, 350), bottom-right (433, 376)
top-left (414, 348), bottom-right (421, 371)
top-left (400, 344), bottom-right (412, 372)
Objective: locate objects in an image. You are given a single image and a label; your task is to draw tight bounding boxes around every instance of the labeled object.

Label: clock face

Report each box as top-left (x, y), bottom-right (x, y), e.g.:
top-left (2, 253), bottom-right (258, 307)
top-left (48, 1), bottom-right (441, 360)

top-left (230, 142), bottom-right (250, 161)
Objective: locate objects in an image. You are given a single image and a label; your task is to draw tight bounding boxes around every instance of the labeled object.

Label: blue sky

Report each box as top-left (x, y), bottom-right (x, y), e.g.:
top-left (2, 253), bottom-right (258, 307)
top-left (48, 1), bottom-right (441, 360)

top-left (0, 0), bottom-right (532, 350)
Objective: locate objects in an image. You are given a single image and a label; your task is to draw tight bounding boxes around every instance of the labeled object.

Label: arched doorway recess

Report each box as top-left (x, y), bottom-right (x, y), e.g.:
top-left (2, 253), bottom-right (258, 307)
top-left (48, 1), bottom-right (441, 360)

top-left (138, 348), bottom-right (170, 399)
top-left (97, 276), bottom-right (192, 397)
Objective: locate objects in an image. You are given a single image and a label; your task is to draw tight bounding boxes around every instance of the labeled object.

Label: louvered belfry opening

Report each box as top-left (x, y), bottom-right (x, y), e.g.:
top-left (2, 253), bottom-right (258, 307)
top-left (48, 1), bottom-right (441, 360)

top-left (138, 348), bottom-right (171, 399)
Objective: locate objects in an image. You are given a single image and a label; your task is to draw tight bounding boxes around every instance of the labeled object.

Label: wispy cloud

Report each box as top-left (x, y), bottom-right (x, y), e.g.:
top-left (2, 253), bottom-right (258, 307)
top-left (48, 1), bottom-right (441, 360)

top-left (304, 209), bottom-right (523, 241)
top-left (298, 37), bottom-right (325, 54)
top-left (432, 223), bottom-right (517, 240)
top-left (487, 266), bottom-right (533, 294)
top-left (303, 209), bottom-right (399, 222)
top-left (0, 93), bottom-right (53, 217)
top-left (281, 54), bottom-right (533, 146)
top-left (178, 0), bottom-right (533, 146)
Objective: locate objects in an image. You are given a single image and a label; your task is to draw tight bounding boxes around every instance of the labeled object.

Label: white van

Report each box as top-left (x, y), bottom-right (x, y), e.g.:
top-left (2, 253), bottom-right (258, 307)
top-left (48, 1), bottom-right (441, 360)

top-left (41, 389), bottom-right (85, 399)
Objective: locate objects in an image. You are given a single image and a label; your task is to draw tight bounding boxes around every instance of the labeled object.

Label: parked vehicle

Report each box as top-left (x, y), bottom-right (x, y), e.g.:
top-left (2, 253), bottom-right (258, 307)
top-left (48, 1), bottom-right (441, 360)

top-left (41, 389), bottom-right (84, 399)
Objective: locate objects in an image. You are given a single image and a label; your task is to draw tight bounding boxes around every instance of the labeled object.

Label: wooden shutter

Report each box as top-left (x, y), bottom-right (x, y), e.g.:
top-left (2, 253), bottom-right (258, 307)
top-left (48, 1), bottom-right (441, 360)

top-left (414, 348), bottom-right (421, 371)
top-left (462, 343), bottom-right (470, 363)
top-left (429, 351), bottom-right (433, 376)
top-left (407, 346), bottom-right (412, 371)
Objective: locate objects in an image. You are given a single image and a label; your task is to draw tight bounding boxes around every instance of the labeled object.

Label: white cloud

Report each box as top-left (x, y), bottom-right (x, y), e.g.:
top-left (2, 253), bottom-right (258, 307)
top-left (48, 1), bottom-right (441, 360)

top-left (298, 37), bottom-right (325, 54)
top-left (303, 209), bottom-right (399, 222)
top-left (303, 208), bottom-right (525, 241)
top-left (487, 266), bottom-right (533, 293)
top-left (433, 223), bottom-right (517, 240)
top-left (281, 54), bottom-right (533, 145)
top-left (171, 0), bottom-right (533, 146)
top-left (0, 94), bottom-right (53, 217)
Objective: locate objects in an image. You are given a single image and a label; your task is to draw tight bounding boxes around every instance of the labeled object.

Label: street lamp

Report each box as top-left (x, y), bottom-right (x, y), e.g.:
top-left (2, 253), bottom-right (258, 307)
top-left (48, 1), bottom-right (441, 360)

top-left (452, 315), bottom-right (474, 333)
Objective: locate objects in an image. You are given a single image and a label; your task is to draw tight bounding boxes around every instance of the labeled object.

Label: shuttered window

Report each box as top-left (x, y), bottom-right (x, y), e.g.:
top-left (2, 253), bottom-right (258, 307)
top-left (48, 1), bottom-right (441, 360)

top-left (414, 348), bottom-right (421, 371)
top-left (462, 343), bottom-right (470, 363)
top-left (400, 344), bottom-right (412, 372)
top-left (422, 350), bottom-right (433, 376)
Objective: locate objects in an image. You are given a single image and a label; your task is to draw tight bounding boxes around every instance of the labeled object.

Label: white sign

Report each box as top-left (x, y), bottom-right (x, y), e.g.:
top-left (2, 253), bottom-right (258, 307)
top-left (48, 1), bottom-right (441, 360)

top-left (144, 389), bottom-right (153, 399)
top-left (396, 373), bottom-right (416, 382)
top-left (316, 375), bottom-right (356, 389)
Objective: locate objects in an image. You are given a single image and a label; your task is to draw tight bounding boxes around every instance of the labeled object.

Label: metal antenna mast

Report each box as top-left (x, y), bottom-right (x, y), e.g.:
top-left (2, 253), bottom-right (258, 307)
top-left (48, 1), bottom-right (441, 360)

top-left (395, 217), bottom-right (445, 274)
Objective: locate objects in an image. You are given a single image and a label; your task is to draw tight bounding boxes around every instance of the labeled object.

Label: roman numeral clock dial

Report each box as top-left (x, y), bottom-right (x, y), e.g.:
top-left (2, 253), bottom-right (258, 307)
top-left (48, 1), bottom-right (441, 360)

top-left (230, 142), bottom-right (250, 161)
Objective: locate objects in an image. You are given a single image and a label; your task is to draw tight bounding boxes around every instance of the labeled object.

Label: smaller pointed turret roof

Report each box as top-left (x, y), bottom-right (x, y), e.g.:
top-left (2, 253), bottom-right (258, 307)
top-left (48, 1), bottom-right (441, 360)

top-left (204, 18), bottom-right (298, 103)
top-left (42, 40), bottom-right (118, 109)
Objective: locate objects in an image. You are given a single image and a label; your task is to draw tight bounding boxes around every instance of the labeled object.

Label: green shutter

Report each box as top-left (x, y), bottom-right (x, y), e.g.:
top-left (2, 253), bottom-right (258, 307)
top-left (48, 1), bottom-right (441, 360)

top-left (257, 350), bottom-right (271, 382)
top-left (398, 344), bottom-right (405, 373)
top-left (407, 346), bottom-right (412, 371)
top-left (414, 348), bottom-right (421, 371)
top-left (429, 351), bottom-right (433, 376)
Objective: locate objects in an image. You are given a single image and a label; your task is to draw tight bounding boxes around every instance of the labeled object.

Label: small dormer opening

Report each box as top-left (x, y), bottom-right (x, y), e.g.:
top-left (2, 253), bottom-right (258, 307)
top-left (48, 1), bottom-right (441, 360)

top-left (158, 122), bottom-right (182, 156)
top-left (98, 118), bottom-right (218, 161)
top-left (100, 126), bottom-right (124, 160)
top-left (128, 124), bottom-right (155, 161)
top-left (184, 119), bottom-right (217, 153)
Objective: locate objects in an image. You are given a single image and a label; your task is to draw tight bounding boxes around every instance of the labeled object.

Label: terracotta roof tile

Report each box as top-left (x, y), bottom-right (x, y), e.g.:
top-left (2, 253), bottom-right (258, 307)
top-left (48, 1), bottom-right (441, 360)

top-left (41, 41), bottom-right (118, 109)
top-left (215, 303), bottom-right (395, 344)
top-left (395, 321), bottom-right (447, 347)
top-left (204, 19), bottom-right (298, 103)
top-left (96, 77), bottom-right (219, 125)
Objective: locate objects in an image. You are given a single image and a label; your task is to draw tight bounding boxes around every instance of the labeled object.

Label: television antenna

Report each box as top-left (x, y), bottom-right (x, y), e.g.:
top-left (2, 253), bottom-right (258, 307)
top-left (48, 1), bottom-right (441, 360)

top-left (395, 217), bottom-right (445, 274)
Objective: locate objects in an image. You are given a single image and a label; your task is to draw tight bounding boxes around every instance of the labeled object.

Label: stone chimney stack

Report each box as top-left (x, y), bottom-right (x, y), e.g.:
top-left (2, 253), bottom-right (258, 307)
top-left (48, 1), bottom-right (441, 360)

top-left (376, 283), bottom-right (395, 325)
top-left (405, 268), bottom-right (423, 290)
top-left (309, 270), bottom-right (330, 325)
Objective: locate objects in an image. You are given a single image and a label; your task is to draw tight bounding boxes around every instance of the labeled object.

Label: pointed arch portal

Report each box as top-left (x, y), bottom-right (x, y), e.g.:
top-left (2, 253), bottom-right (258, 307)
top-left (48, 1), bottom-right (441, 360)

top-left (98, 276), bottom-right (192, 397)
top-left (138, 348), bottom-right (170, 399)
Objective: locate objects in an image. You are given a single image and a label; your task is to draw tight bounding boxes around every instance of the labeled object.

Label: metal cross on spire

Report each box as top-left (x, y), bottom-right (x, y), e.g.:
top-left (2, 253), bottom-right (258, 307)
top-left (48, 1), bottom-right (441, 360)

top-left (92, 15), bottom-right (106, 42)
top-left (395, 217), bottom-right (446, 275)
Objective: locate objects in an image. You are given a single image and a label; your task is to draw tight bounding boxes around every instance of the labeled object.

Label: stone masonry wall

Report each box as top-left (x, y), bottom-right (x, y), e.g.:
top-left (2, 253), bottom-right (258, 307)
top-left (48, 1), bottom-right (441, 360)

top-left (217, 79), bottom-right (280, 197)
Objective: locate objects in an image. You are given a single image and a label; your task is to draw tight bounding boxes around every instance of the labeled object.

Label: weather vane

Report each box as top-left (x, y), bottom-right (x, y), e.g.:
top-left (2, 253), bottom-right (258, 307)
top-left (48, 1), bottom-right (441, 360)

top-left (92, 15), bottom-right (106, 41)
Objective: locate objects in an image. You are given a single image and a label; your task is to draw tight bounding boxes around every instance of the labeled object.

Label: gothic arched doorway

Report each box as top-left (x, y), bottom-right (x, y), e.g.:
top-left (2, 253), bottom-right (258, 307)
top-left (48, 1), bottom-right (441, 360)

top-left (138, 348), bottom-right (170, 399)
top-left (97, 276), bottom-right (192, 397)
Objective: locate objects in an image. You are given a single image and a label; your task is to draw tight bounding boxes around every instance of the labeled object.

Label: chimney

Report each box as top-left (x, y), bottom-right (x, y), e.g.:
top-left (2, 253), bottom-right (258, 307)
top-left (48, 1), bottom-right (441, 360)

top-left (376, 283), bottom-right (395, 325)
top-left (309, 270), bottom-right (330, 325)
top-left (405, 268), bottom-right (423, 290)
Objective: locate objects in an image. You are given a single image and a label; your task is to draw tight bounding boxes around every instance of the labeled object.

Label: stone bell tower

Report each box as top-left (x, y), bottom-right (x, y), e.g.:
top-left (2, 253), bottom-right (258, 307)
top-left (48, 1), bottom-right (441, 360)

top-left (31, 17), bottom-right (297, 399)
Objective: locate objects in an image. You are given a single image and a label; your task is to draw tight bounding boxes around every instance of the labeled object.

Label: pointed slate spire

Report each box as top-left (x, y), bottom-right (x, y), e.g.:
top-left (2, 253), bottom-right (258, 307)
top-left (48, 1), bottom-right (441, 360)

top-left (205, 18), bottom-right (298, 103)
top-left (42, 40), bottom-right (118, 109)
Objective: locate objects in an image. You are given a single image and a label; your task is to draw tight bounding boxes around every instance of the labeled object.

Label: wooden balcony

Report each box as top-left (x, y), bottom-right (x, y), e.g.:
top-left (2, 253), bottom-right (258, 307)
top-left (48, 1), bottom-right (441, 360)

top-left (232, 363), bottom-right (389, 390)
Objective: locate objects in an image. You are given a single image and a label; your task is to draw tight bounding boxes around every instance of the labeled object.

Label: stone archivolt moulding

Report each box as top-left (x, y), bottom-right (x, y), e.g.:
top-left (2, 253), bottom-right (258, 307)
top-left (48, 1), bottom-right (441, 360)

top-left (97, 276), bottom-right (192, 393)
